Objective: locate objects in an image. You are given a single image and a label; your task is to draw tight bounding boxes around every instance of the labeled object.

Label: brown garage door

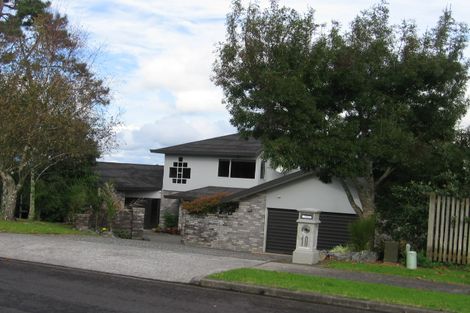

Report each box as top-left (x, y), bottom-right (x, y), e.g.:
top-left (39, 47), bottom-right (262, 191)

top-left (266, 208), bottom-right (357, 254)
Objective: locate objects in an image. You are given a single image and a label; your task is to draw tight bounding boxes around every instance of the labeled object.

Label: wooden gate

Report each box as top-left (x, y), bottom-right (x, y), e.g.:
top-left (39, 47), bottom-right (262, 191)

top-left (427, 193), bottom-right (470, 264)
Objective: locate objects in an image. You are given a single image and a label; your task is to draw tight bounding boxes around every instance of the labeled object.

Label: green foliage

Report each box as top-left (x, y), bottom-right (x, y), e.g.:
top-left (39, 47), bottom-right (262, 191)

top-left (98, 182), bottom-right (121, 224)
top-left (182, 193), bottom-right (238, 215)
top-left (209, 268), bottom-right (470, 312)
top-left (0, 0), bottom-right (50, 35)
top-left (0, 219), bottom-right (90, 235)
top-left (163, 212), bottom-right (178, 228)
top-left (35, 158), bottom-right (99, 222)
top-left (214, 0), bottom-right (470, 217)
top-left (349, 216), bottom-right (376, 251)
top-left (113, 229), bottom-right (131, 239)
top-left (0, 2), bottom-right (116, 220)
top-left (325, 260), bottom-right (470, 285)
top-left (329, 245), bottom-right (351, 254)
top-left (377, 182), bottom-right (431, 251)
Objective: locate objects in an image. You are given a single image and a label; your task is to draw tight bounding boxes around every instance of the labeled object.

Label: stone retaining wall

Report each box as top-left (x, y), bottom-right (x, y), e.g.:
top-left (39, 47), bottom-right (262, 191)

top-left (112, 203), bottom-right (145, 239)
top-left (181, 193), bottom-right (266, 253)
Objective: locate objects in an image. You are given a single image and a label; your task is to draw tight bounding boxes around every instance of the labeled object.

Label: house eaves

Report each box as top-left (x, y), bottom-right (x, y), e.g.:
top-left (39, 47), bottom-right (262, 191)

top-left (165, 186), bottom-right (247, 201)
top-left (150, 133), bottom-right (263, 158)
top-left (224, 171), bottom-right (315, 202)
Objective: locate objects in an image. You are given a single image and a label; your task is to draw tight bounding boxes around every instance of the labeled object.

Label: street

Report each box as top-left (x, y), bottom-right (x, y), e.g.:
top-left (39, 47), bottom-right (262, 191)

top-left (0, 259), bottom-right (376, 313)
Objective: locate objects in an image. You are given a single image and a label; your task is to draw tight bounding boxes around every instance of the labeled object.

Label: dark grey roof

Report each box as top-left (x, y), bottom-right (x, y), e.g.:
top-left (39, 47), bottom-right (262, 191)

top-left (165, 186), bottom-right (246, 201)
top-left (224, 171), bottom-right (314, 202)
top-left (150, 133), bottom-right (262, 158)
top-left (95, 162), bottom-right (163, 192)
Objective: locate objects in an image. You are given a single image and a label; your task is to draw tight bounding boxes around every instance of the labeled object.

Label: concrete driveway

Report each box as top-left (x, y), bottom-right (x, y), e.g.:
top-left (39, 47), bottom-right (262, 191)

top-left (0, 233), bottom-right (277, 283)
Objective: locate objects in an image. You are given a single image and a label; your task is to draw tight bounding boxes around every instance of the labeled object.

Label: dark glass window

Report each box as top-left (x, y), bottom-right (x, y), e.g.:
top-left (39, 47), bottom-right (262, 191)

top-left (218, 160), bottom-right (230, 177)
top-left (231, 160), bottom-right (256, 178)
top-left (260, 161), bottom-right (266, 179)
top-left (170, 157), bottom-right (191, 184)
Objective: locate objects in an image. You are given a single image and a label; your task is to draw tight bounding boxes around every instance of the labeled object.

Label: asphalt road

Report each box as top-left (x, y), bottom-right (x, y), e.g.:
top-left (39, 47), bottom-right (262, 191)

top-left (0, 259), bottom-right (377, 313)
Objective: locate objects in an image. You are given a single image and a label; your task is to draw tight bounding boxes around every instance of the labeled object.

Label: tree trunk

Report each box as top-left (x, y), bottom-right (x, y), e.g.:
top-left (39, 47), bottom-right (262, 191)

top-left (0, 172), bottom-right (18, 221)
top-left (28, 171), bottom-right (36, 220)
top-left (340, 177), bottom-right (375, 218)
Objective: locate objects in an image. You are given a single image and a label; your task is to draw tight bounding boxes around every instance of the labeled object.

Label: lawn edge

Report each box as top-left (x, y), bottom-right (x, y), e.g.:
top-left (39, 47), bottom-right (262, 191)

top-left (194, 278), bottom-right (446, 313)
top-left (323, 261), bottom-right (470, 287)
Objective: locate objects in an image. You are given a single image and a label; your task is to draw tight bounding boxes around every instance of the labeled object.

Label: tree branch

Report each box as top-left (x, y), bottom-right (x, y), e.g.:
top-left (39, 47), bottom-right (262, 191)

top-left (375, 167), bottom-right (394, 187)
top-left (340, 178), bottom-right (363, 216)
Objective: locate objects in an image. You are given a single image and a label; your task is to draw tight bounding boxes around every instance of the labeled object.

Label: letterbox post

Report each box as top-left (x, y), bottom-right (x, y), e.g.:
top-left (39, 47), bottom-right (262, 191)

top-left (292, 208), bottom-right (321, 265)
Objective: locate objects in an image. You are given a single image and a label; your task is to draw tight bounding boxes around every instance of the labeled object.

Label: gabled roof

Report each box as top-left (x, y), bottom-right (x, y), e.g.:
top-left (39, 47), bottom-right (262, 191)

top-left (165, 186), bottom-right (246, 201)
top-left (150, 133), bottom-right (263, 158)
top-left (224, 171), bottom-right (314, 202)
top-left (95, 162), bottom-right (163, 192)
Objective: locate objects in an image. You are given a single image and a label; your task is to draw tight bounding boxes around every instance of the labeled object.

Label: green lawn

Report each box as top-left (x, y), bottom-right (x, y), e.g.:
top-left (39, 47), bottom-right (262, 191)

top-left (209, 268), bottom-right (470, 313)
top-left (0, 220), bottom-right (90, 235)
top-left (324, 261), bottom-right (470, 286)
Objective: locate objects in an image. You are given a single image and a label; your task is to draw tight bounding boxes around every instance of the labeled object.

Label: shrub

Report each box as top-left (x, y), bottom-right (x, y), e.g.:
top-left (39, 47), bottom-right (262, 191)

top-left (182, 192), bottom-right (238, 215)
top-left (163, 212), bottom-right (178, 228)
top-left (113, 229), bottom-right (131, 239)
top-left (349, 216), bottom-right (376, 251)
top-left (330, 245), bottom-right (351, 254)
top-left (377, 182), bottom-right (431, 251)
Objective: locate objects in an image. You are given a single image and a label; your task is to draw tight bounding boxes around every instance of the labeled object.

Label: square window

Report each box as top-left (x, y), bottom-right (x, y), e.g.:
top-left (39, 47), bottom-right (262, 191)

top-left (178, 173), bottom-right (182, 178)
top-left (173, 162), bottom-right (178, 167)
top-left (169, 167), bottom-right (177, 178)
top-left (177, 179), bottom-right (182, 183)
top-left (178, 162), bottom-right (183, 167)
top-left (178, 168), bottom-right (182, 172)
top-left (182, 179), bottom-right (187, 184)
top-left (183, 162), bottom-right (188, 168)
top-left (183, 168), bottom-right (191, 179)
top-left (172, 179), bottom-right (177, 183)
top-left (178, 157), bottom-right (183, 162)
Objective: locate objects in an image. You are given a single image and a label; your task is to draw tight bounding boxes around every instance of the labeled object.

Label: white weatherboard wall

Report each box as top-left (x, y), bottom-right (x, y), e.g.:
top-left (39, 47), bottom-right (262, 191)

top-left (162, 155), bottom-right (283, 192)
top-left (266, 176), bottom-right (358, 214)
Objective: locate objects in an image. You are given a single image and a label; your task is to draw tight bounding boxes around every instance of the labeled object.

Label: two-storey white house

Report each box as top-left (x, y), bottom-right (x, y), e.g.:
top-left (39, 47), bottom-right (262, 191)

top-left (151, 133), bottom-right (358, 254)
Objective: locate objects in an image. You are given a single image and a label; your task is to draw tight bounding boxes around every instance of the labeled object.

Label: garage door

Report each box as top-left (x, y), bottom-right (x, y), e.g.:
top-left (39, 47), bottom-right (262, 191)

top-left (266, 208), bottom-right (357, 254)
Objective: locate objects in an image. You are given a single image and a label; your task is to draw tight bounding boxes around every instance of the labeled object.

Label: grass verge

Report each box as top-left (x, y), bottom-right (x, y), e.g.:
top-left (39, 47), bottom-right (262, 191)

top-left (208, 268), bottom-right (470, 313)
top-left (0, 220), bottom-right (90, 235)
top-left (324, 260), bottom-right (470, 285)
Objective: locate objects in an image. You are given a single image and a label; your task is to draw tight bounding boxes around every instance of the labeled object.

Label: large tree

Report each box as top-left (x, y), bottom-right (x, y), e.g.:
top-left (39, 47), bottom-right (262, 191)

top-left (0, 3), bottom-right (115, 220)
top-left (214, 1), bottom-right (470, 218)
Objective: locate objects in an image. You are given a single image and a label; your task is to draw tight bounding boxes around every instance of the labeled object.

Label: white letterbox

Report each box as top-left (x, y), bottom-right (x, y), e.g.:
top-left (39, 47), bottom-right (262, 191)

top-left (292, 208), bottom-right (321, 265)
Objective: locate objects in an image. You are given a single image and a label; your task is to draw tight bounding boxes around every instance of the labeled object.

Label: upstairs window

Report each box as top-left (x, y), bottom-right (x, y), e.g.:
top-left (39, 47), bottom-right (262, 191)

top-left (169, 157), bottom-right (191, 184)
top-left (218, 159), bottom-right (256, 179)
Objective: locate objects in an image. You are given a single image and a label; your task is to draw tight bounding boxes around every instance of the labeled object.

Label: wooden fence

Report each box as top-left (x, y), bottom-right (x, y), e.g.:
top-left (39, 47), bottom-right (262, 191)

top-left (427, 193), bottom-right (470, 264)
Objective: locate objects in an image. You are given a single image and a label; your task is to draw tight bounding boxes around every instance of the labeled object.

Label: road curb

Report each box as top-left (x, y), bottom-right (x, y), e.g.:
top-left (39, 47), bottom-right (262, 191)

top-left (194, 278), bottom-right (444, 313)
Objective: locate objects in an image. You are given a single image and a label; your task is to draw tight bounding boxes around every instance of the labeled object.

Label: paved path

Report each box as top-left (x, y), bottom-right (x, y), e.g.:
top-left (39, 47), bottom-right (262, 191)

top-left (0, 233), bottom-right (273, 283)
top-left (257, 262), bottom-right (470, 295)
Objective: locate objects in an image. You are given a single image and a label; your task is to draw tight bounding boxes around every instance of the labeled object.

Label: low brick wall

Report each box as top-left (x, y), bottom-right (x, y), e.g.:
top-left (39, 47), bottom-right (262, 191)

top-left (181, 193), bottom-right (266, 253)
top-left (112, 203), bottom-right (145, 240)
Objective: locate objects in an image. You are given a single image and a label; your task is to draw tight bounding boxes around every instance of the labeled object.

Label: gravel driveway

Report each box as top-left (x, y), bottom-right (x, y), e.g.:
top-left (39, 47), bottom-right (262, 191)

top-left (0, 233), bottom-right (280, 283)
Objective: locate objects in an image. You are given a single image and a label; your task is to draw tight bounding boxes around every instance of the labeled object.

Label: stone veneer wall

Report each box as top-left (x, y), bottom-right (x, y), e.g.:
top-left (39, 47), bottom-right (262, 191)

top-left (181, 193), bottom-right (266, 253)
top-left (159, 190), bottom-right (180, 228)
top-left (112, 203), bottom-right (145, 239)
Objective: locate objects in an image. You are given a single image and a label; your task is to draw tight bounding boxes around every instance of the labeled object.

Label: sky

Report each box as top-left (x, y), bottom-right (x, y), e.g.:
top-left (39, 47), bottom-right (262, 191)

top-left (49, 0), bottom-right (470, 165)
